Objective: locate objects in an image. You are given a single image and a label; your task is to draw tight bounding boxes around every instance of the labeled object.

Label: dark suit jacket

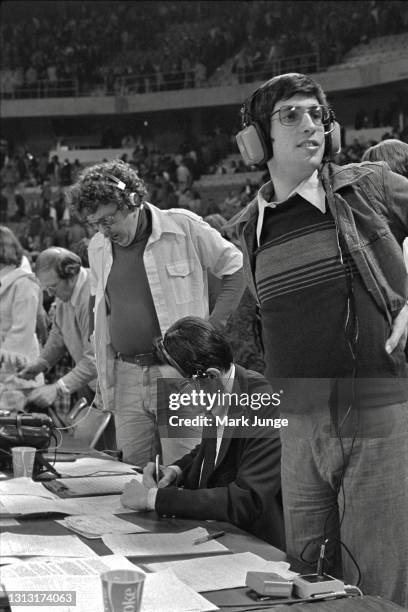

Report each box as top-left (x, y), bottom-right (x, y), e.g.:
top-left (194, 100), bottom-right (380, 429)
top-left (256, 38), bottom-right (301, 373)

top-left (156, 364), bottom-right (284, 549)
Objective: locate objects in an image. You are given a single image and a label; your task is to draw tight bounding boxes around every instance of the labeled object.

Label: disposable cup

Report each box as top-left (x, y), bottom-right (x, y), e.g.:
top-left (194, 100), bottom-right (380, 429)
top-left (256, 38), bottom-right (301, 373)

top-left (101, 569), bottom-right (145, 612)
top-left (11, 446), bottom-right (36, 478)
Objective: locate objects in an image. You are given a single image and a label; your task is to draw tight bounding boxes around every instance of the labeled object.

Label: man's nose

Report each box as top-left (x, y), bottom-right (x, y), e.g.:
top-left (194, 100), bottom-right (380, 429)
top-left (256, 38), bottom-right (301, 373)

top-left (300, 110), bottom-right (316, 131)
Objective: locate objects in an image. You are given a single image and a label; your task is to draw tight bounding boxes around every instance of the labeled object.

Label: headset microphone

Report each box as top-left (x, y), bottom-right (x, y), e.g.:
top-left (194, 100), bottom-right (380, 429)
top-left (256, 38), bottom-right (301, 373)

top-left (324, 121), bottom-right (341, 154)
top-left (105, 173), bottom-right (142, 208)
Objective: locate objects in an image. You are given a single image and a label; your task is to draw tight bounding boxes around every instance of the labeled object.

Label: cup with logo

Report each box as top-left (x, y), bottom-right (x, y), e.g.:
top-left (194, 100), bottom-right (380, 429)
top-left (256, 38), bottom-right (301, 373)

top-left (101, 569), bottom-right (145, 612)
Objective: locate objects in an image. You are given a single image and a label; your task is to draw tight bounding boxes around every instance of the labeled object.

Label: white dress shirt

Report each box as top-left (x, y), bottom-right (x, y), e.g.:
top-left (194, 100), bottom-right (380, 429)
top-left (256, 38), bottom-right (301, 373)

top-left (256, 169), bottom-right (326, 246)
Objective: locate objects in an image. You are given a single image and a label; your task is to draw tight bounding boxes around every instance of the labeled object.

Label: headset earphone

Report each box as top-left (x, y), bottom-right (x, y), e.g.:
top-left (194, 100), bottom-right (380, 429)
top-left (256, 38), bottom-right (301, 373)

top-left (105, 173), bottom-right (143, 209)
top-left (154, 337), bottom-right (222, 381)
top-left (236, 85), bottom-right (341, 167)
top-left (47, 247), bottom-right (81, 279)
top-left (57, 258), bottom-right (81, 279)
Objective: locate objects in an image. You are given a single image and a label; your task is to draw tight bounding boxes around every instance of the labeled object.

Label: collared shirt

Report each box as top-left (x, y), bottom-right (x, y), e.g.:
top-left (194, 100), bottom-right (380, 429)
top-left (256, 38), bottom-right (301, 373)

top-left (41, 267), bottom-right (97, 392)
top-left (88, 202), bottom-right (243, 411)
top-left (256, 169), bottom-right (326, 245)
top-left (211, 363), bottom-right (235, 459)
top-left (70, 265), bottom-right (88, 308)
top-left (148, 363), bottom-right (237, 510)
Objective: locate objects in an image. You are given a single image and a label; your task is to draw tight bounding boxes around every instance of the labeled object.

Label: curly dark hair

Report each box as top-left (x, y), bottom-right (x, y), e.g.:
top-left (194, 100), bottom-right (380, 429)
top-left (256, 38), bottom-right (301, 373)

top-left (66, 159), bottom-right (148, 217)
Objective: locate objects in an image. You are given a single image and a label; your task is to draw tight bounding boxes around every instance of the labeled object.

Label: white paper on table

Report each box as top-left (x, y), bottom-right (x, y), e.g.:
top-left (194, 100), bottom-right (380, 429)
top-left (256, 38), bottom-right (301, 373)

top-left (142, 569), bottom-right (218, 612)
top-left (0, 532), bottom-right (96, 557)
top-left (58, 514), bottom-right (147, 537)
top-left (146, 551), bottom-right (296, 592)
top-left (103, 527), bottom-right (228, 557)
top-left (63, 495), bottom-right (134, 515)
top-left (54, 457), bottom-right (139, 478)
top-left (0, 557), bottom-right (22, 565)
top-left (3, 569), bottom-right (217, 612)
top-left (57, 473), bottom-right (142, 496)
top-left (0, 554), bottom-right (139, 579)
top-left (0, 494), bottom-right (80, 515)
top-left (0, 477), bottom-right (58, 499)
top-left (0, 517), bottom-right (19, 526)
top-left (1, 493), bottom-right (134, 517)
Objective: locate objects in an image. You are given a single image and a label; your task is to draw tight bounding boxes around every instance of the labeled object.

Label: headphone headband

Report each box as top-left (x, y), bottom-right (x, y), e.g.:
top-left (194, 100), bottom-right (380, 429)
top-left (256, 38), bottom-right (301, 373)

top-left (104, 173), bottom-right (142, 208)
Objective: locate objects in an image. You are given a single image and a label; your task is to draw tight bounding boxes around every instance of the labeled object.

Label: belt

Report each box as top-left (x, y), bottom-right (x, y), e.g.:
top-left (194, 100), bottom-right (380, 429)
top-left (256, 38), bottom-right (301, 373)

top-left (115, 352), bottom-right (157, 366)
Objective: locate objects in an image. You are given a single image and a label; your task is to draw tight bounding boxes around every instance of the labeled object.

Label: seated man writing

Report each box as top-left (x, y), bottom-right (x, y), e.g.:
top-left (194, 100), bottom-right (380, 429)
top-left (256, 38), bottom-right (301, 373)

top-left (121, 316), bottom-right (284, 548)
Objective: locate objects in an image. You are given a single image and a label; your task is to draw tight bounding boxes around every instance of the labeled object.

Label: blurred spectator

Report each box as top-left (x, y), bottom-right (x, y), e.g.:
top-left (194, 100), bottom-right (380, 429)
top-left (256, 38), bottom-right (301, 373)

top-left (10, 193), bottom-right (26, 222)
top-left (175, 155), bottom-right (192, 189)
top-left (66, 215), bottom-right (88, 255)
top-left (60, 159), bottom-right (73, 186)
top-left (0, 225), bottom-right (42, 370)
top-left (0, 194), bottom-right (8, 223)
top-left (361, 139), bottom-right (408, 177)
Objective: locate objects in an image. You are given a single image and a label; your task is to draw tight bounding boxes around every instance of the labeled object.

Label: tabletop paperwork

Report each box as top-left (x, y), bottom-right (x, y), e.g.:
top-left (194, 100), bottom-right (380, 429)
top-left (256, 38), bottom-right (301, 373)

top-left (146, 551), bottom-right (297, 592)
top-left (58, 513), bottom-right (147, 538)
top-left (0, 532), bottom-right (96, 558)
top-left (55, 473), bottom-right (141, 496)
top-left (1, 566), bottom-right (218, 612)
top-left (0, 477), bottom-right (58, 499)
top-left (0, 554), bottom-right (137, 578)
top-left (0, 493), bottom-right (134, 517)
top-left (53, 457), bottom-right (140, 478)
top-left (102, 527), bottom-right (229, 557)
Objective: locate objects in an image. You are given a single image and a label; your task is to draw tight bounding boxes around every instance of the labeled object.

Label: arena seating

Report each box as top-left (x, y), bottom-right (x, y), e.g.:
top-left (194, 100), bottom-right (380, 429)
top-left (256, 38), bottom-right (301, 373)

top-left (328, 32), bottom-right (408, 70)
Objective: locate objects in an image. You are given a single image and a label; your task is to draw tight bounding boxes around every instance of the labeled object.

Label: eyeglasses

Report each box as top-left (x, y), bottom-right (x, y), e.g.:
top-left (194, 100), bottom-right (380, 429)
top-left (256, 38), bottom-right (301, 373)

top-left (86, 208), bottom-right (119, 230)
top-left (271, 105), bottom-right (331, 127)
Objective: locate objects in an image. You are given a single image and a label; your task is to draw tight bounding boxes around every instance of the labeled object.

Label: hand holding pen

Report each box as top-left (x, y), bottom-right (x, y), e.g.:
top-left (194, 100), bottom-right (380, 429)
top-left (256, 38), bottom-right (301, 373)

top-left (142, 457), bottom-right (178, 489)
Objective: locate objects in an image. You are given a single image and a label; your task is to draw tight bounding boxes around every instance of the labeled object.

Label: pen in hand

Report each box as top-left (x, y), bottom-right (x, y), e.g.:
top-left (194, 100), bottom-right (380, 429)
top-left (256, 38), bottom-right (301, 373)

top-left (155, 454), bottom-right (161, 485)
top-left (194, 530), bottom-right (225, 545)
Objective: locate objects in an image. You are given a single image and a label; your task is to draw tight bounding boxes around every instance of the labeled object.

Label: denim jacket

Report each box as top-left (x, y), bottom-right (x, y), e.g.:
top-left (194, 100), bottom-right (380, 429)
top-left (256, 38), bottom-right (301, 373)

top-left (228, 161), bottom-right (408, 325)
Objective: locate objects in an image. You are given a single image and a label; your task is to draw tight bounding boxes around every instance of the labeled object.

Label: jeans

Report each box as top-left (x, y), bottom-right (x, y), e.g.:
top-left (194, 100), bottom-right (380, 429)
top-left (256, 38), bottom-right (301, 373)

top-left (281, 401), bottom-right (408, 607)
top-left (113, 360), bottom-right (201, 467)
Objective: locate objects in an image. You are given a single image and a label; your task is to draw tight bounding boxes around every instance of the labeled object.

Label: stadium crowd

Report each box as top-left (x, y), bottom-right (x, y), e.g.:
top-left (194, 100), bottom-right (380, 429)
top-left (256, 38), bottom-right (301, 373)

top-left (2, 1), bottom-right (407, 97)
top-left (1, 121), bottom-right (407, 258)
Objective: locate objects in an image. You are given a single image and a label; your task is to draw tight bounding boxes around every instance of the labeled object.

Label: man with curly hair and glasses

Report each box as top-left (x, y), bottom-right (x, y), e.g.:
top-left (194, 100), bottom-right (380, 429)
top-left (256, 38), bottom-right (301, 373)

top-left (67, 160), bottom-right (244, 468)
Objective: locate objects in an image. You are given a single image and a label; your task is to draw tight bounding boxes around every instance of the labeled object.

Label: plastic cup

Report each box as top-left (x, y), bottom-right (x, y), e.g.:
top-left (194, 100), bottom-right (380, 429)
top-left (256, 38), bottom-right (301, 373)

top-left (101, 569), bottom-right (145, 612)
top-left (12, 446), bottom-right (36, 478)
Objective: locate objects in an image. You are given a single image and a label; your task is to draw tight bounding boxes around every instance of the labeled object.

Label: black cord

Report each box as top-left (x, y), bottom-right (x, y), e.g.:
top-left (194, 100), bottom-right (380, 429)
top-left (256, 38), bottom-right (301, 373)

top-left (217, 592), bottom-right (359, 610)
top-left (299, 165), bottom-right (362, 584)
top-left (328, 165), bottom-right (362, 580)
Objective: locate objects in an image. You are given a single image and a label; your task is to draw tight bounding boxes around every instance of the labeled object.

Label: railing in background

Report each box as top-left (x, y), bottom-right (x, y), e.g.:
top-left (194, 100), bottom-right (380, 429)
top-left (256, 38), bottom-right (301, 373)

top-left (0, 78), bottom-right (79, 99)
top-left (0, 52), bottom-right (320, 100)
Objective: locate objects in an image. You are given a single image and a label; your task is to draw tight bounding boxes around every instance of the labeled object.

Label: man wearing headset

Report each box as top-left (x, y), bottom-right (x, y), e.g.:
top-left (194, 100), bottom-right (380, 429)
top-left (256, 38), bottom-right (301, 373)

top-left (19, 247), bottom-right (97, 407)
top-left (67, 160), bottom-right (244, 467)
top-left (229, 73), bottom-right (408, 605)
top-left (120, 316), bottom-right (284, 549)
